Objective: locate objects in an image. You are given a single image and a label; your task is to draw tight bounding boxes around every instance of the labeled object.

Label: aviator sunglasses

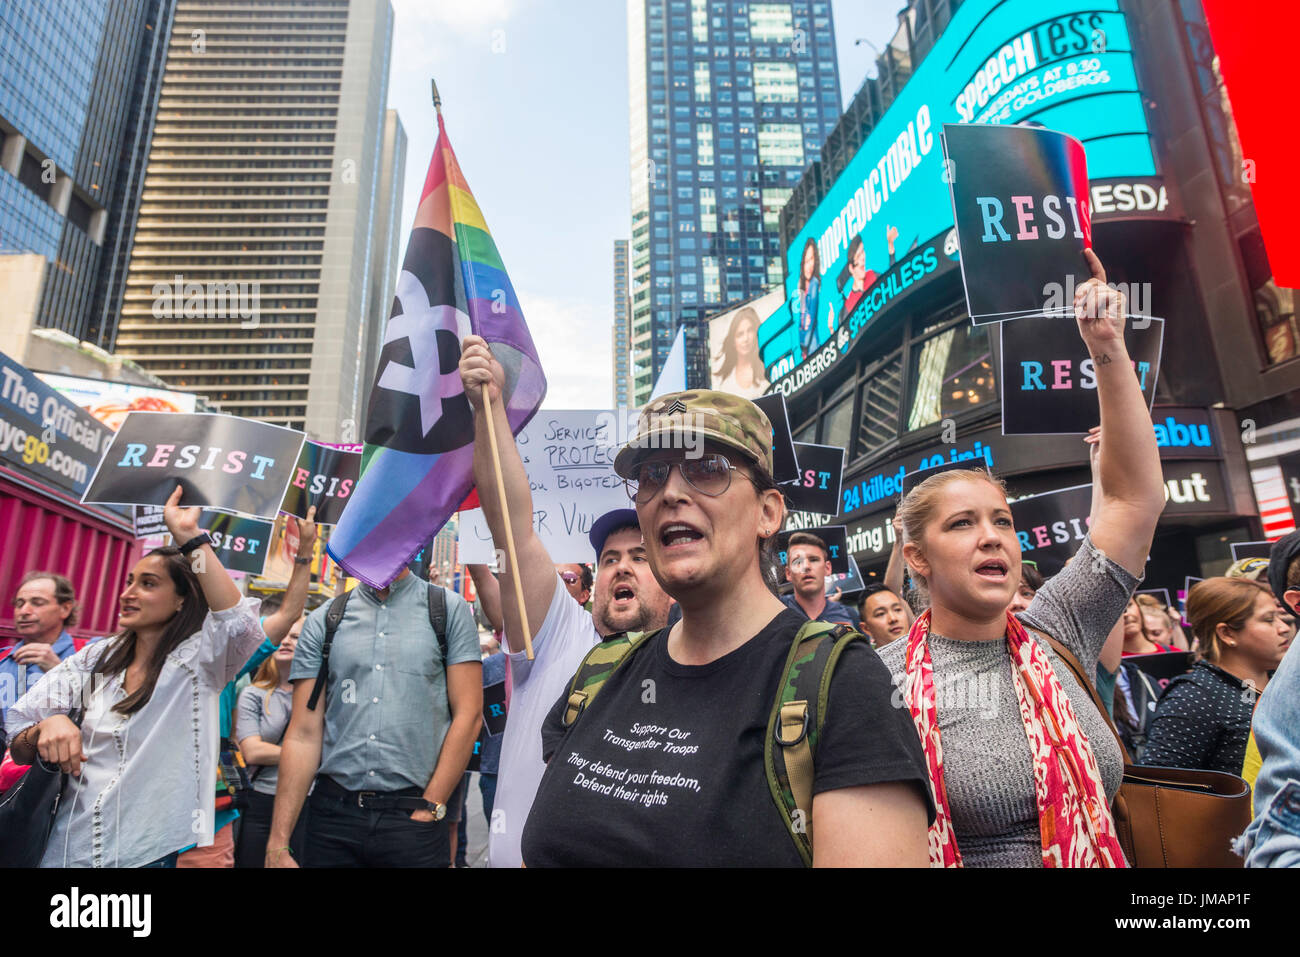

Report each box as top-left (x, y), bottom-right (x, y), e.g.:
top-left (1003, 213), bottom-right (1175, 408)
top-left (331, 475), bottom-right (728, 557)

top-left (624, 452), bottom-right (756, 504)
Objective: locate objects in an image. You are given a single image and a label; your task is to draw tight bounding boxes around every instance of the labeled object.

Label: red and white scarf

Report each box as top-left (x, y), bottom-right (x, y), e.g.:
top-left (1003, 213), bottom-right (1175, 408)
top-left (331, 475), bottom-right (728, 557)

top-left (902, 609), bottom-right (1126, 868)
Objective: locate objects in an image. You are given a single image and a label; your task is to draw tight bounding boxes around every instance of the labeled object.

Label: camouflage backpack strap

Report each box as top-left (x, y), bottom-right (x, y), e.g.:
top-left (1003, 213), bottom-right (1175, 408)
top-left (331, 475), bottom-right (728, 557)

top-left (764, 619), bottom-right (865, 866)
top-left (561, 629), bottom-right (657, 728)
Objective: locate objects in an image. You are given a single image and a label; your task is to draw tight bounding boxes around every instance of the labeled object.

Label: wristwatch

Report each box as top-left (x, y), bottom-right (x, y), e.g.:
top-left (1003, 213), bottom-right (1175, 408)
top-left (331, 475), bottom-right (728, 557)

top-left (178, 532), bottom-right (212, 556)
top-left (294, 555), bottom-right (312, 565)
top-left (425, 801), bottom-right (447, 821)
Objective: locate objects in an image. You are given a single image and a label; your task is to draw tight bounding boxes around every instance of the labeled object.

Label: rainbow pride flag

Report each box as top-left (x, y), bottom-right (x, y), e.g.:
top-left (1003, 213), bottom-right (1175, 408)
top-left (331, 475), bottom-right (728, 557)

top-left (328, 114), bottom-right (546, 587)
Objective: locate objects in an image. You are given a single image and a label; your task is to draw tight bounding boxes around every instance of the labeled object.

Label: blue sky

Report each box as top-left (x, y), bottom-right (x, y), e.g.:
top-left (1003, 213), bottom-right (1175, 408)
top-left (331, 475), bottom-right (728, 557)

top-left (386, 0), bottom-right (905, 408)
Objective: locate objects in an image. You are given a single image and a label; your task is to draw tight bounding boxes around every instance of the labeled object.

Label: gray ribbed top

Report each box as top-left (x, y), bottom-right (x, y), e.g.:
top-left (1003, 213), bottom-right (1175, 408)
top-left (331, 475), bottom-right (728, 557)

top-left (878, 534), bottom-right (1137, 867)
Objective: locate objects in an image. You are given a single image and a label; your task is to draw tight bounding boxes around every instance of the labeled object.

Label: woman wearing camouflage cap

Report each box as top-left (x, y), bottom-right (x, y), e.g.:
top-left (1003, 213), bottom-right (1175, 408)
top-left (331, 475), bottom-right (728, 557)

top-left (515, 390), bottom-right (933, 866)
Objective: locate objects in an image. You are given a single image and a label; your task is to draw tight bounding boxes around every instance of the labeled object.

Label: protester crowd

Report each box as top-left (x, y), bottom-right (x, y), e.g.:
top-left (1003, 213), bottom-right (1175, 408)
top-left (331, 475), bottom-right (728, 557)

top-left (3, 252), bottom-right (1299, 868)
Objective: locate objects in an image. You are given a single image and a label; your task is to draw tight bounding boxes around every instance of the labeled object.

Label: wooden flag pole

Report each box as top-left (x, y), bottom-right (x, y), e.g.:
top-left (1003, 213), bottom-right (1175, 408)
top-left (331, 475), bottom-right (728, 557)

top-left (482, 390), bottom-right (535, 660)
top-left (430, 79), bottom-right (532, 658)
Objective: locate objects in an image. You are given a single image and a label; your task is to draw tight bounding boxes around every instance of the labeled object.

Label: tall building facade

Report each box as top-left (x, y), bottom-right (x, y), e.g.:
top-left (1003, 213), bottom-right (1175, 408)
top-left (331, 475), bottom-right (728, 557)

top-left (613, 238), bottom-right (631, 407)
top-left (626, 0), bottom-right (840, 405)
top-left (113, 0), bottom-right (404, 437)
top-left (0, 0), bottom-right (176, 347)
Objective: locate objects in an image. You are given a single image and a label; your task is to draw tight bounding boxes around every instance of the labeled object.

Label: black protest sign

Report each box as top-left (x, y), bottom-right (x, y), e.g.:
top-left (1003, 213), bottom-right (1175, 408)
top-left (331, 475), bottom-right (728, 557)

top-left (83, 412), bottom-right (304, 519)
top-left (483, 680), bottom-right (507, 736)
top-left (776, 524), bottom-right (849, 576)
top-left (902, 455), bottom-right (995, 499)
top-left (1000, 315), bottom-right (1164, 435)
top-left (1179, 576), bottom-right (1205, 627)
top-left (826, 554), bottom-right (866, 598)
top-left (942, 123), bottom-right (1091, 325)
top-left (1230, 541), bottom-right (1273, 561)
top-left (782, 442), bottom-right (845, 515)
top-left (1137, 588), bottom-right (1174, 610)
top-left (280, 440), bottom-right (361, 525)
top-left (1125, 651), bottom-right (1194, 687)
top-left (752, 392), bottom-right (799, 483)
top-left (1277, 452), bottom-right (1300, 525)
top-left (466, 725), bottom-right (487, 773)
top-left (155, 509), bottom-right (274, 576)
top-left (134, 505), bottom-right (169, 539)
top-left (1009, 484), bottom-right (1094, 577)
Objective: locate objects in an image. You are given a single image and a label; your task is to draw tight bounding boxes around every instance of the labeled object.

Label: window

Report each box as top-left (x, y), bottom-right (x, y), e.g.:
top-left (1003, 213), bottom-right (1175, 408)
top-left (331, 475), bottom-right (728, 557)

top-left (699, 187), bottom-right (716, 231)
top-left (761, 187), bottom-right (791, 229)
top-left (758, 124), bottom-right (803, 166)
top-left (905, 321), bottom-right (997, 431)
top-left (697, 124), bottom-right (714, 165)
top-left (821, 389), bottom-right (854, 450)
top-left (754, 62), bottom-right (798, 102)
top-left (702, 256), bottom-right (720, 299)
top-left (858, 353), bottom-right (903, 460)
top-left (749, 3), bottom-right (794, 42)
top-left (694, 61), bottom-right (710, 100)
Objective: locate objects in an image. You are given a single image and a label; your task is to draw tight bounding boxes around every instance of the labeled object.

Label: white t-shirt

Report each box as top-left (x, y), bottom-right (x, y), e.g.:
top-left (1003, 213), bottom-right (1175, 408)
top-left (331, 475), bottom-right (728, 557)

top-left (488, 574), bottom-right (600, 869)
top-left (6, 597), bottom-right (264, 868)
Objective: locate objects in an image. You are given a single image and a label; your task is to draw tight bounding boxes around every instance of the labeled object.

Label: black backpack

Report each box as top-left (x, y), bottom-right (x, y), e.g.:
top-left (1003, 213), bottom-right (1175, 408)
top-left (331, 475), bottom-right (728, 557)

top-left (306, 583), bottom-right (448, 711)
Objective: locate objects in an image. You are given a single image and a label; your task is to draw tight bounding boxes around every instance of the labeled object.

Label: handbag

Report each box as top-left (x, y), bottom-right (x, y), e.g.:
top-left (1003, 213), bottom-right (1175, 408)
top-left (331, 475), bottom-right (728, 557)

top-left (0, 709), bottom-right (84, 868)
top-left (1043, 633), bottom-right (1252, 868)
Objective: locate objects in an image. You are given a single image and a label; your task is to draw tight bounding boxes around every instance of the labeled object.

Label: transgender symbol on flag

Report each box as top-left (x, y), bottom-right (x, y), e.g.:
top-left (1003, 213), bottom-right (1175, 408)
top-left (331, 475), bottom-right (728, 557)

top-left (368, 226), bottom-right (475, 453)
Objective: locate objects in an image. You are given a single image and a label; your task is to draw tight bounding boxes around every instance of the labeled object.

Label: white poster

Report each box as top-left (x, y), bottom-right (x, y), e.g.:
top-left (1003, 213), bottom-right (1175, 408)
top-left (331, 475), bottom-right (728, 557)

top-left (458, 410), bottom-right (634, 563)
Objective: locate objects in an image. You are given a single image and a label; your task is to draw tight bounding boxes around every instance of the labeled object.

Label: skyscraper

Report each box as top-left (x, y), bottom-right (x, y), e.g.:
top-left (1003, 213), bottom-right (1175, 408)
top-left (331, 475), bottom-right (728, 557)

top-left (113, 0), bottom-right (405, 437)
top-left (0, 0), bottom-right (176, 347)
top-left (626, 0), bottom-right (840, 405)
top-left (613, 238), bottom-right (631, 407)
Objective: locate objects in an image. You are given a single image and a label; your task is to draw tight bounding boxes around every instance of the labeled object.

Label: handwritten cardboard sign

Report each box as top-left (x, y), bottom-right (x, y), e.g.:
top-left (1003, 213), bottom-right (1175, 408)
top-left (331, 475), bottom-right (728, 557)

top-left (458, 410), bottom-right (633, 563)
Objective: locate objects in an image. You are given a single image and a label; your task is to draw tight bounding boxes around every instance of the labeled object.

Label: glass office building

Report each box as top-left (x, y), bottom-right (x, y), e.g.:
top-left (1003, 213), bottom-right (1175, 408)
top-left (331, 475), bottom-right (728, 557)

top-left (627, 0), bottom-right (840, 404)
top-left (0, 0), bottom-right (175, 346)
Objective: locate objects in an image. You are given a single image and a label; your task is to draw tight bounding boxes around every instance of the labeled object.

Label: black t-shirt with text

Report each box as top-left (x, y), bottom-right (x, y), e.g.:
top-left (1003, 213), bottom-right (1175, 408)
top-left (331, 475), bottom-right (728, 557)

top-left (521, 608), bottom-right (933, 866)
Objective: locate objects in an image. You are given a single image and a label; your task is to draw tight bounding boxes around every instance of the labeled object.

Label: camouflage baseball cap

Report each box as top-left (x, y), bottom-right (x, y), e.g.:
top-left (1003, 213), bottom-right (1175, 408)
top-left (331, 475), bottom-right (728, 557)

top-left (614, 390), bottom-right (774, 479)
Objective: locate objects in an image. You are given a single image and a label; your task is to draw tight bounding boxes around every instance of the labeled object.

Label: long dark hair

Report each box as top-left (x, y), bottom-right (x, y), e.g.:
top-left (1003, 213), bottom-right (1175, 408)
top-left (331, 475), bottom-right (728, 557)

top-left (97, 547), bottom-right (208, 715)
top-left (798, 238), bottom-right (820, 293)
top-left (712, 306), bottom-right (765, 386)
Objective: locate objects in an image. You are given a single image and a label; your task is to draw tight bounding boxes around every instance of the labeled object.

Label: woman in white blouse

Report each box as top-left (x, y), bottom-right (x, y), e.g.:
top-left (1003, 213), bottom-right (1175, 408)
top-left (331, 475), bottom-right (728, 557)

top-left (6, 486), bottom-right (265, 867)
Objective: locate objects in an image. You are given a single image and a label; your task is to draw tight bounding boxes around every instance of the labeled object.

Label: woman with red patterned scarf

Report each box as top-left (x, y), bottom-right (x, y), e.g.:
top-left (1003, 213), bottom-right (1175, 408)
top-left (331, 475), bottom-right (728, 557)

top-left (876, 249), bottom-right (1166, 867)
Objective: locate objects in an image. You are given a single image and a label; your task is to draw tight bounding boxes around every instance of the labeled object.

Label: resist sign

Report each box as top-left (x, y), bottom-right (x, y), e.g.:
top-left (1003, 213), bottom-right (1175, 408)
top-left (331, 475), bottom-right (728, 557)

top-left (83, 412), bottom-right (304, 519)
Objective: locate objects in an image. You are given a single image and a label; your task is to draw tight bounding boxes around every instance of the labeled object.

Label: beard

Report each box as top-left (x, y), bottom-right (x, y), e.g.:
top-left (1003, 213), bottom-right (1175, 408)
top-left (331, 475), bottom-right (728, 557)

top-left (593, 591), bottom-right (669, 637)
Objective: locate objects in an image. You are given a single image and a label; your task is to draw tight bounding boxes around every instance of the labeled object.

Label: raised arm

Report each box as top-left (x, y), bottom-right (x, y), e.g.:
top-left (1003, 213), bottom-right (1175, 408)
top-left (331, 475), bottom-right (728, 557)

top-left (884, 515), bottom-right (906, 599)
top-left (263, 508), bottom-right (317, 644)
top-left (165, 485), bottom-right (241, 613)
top-left (466, 563), bottom-right (505, 634)
top-left (1073, 250), bottom-right (1165, 578)
top-left (459, 334), bottom-right (562, 651)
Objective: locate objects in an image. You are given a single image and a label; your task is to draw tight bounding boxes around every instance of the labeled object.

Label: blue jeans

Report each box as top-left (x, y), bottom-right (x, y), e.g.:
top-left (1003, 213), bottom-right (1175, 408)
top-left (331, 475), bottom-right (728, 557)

top-left (1236, 642), bottom-right (1300, 866)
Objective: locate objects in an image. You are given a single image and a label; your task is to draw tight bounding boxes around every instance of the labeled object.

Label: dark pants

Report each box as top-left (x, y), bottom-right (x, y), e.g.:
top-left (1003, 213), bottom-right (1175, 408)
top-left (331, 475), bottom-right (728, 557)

top-left (141, 852), bottom-right (177, 868)
top-left (305, 788), bottom-right (450, 868)
top-left (235, 789), bottom-right (307, 868)
top-left (454, 774), bottom-right (469, 867)
top-left (480, 772), bottom-right (497, 822)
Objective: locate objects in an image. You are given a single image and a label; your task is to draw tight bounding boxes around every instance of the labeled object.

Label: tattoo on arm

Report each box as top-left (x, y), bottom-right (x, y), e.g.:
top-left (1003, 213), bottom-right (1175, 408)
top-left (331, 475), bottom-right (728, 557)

top-left (1093, 353), bottom-right (1113, 365)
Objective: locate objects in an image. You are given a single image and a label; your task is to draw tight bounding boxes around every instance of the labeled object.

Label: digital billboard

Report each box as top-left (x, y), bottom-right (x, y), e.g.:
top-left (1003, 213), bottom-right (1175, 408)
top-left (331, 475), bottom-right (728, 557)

top-left (707, 288), bottom-right (786, 399)
top-left (761, 0), bottom-right (1170, 394)
top-left (36, 371), bottom-right (197, 431)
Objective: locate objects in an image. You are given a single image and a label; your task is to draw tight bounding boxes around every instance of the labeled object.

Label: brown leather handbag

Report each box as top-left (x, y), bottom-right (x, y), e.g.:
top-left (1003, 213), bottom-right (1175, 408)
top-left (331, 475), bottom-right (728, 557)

top-left (1043, 633), bottom-right (1253, 868)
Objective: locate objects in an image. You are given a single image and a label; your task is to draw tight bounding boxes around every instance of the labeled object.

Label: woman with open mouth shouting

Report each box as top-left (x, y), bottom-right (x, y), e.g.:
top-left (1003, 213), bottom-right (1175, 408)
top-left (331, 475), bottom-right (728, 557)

top-left (518, 391), bottom-right (934, 866)
top-left (876, 248), bottom-right (1166, 867)
top-left (7, 485), bottom-right (265, 867)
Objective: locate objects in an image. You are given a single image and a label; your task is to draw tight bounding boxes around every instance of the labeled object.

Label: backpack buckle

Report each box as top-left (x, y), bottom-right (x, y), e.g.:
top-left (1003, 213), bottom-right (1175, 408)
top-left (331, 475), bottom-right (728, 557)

top-left (775, 701), bottom-right (809, 748)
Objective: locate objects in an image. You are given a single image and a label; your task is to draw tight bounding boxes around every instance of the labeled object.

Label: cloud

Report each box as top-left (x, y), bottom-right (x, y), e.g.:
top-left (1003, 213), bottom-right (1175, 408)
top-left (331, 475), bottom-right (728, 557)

top-left (519, 292), bottom-right (614, 409)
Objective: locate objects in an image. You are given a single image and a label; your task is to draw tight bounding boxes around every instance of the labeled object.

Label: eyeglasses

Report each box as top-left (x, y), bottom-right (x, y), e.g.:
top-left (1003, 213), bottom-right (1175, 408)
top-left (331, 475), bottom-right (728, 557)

top-left (559, 571), bottom-right (581, 585)
top-left (625, 452), bottom-right (754, 504)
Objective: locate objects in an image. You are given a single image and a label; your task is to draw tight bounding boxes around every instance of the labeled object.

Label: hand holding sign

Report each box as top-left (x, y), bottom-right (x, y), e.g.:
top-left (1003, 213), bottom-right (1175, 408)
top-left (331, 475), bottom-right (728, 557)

top-left (163, 484), bottom-right (202, 543)
top-left (1073, 248), bottom-right (1127, 350)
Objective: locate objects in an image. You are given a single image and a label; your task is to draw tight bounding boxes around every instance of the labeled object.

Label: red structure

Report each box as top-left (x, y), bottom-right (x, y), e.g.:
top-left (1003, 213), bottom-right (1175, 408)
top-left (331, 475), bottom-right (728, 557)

top-left (0, 466), bottom-right (141, 643)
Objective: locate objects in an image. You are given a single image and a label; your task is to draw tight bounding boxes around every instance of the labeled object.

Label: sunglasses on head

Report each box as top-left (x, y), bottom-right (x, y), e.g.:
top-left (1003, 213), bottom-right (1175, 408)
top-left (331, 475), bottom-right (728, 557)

top-left (624, 452), bottom-right (754, 504)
